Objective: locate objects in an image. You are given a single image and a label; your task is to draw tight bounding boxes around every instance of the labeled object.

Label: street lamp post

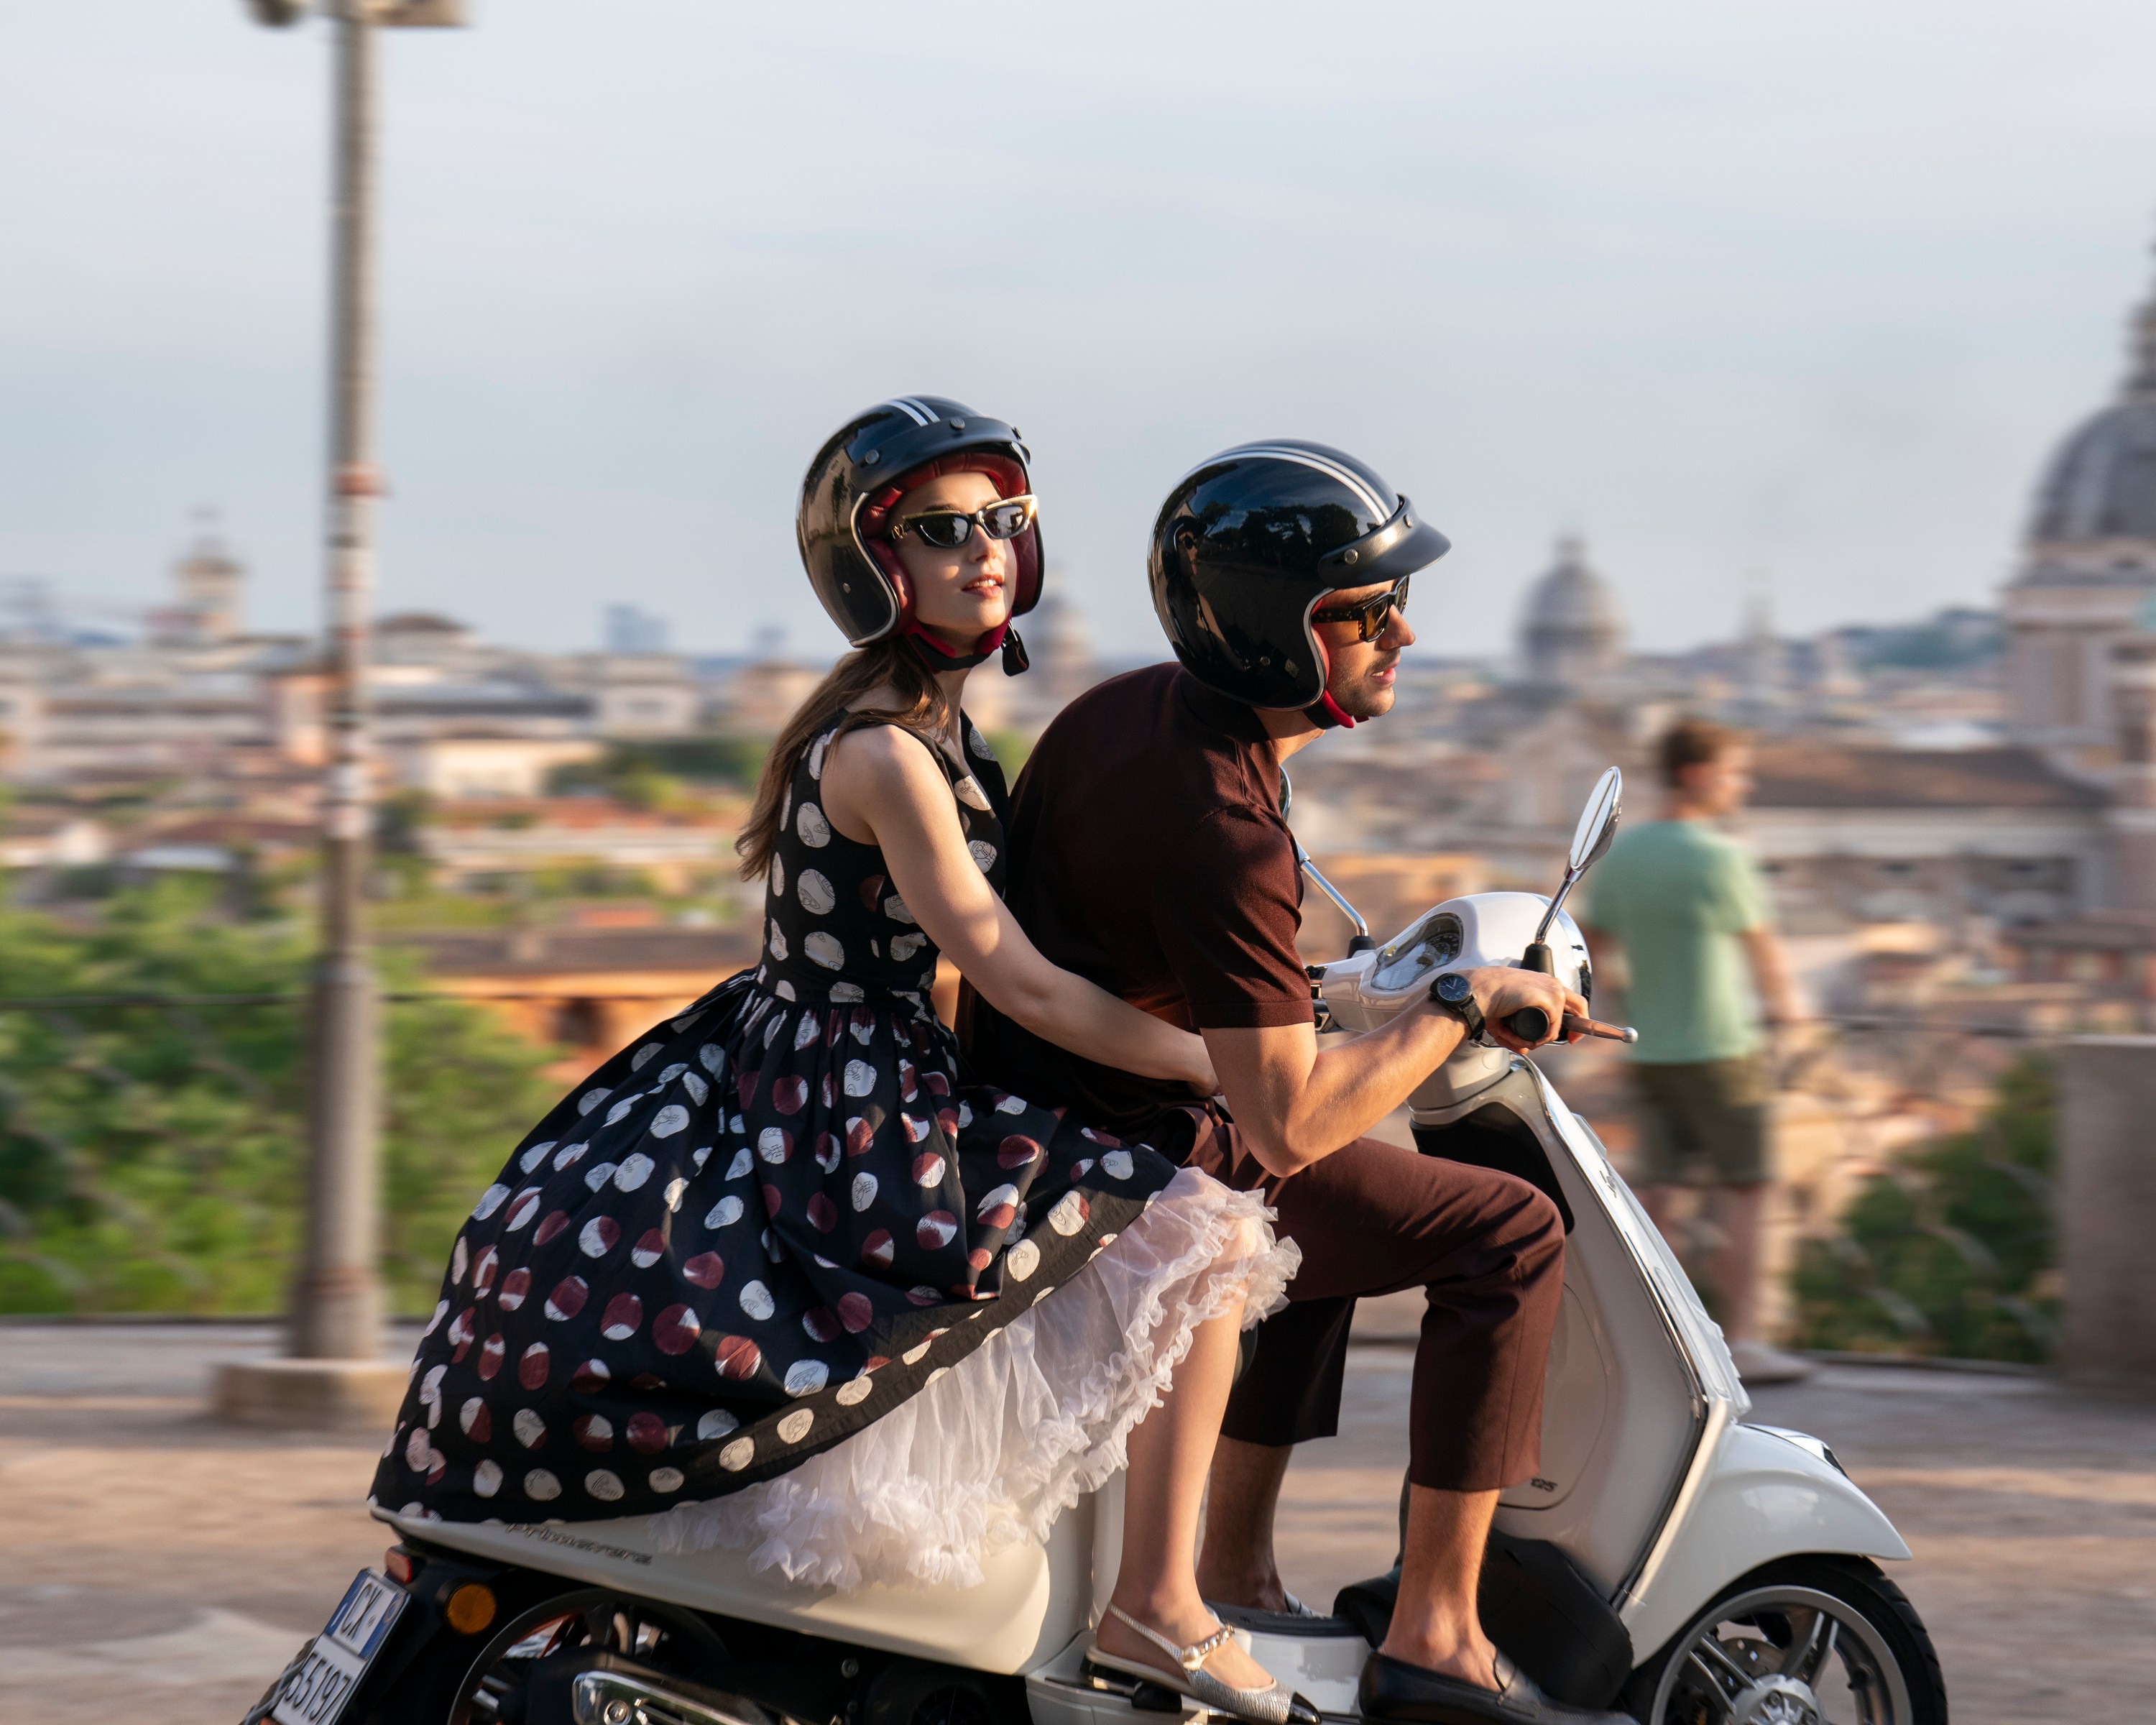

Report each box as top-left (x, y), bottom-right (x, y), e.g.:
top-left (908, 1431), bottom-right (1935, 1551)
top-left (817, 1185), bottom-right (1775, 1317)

top-left (216, 0), bottom-right (465, 1427)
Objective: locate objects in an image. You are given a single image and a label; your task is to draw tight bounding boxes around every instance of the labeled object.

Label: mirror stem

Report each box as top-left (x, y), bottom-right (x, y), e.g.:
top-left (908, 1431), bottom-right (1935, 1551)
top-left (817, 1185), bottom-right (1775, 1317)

top-left (1297, 844), bottom-right (1375, 953)
top-left (1533, 868), bottom-right (1579, 948)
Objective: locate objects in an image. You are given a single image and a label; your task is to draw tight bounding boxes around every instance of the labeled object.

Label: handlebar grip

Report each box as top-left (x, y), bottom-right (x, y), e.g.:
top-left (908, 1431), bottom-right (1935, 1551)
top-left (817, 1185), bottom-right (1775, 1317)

top-left (1505, 1006), bottom-right (1552, 1041)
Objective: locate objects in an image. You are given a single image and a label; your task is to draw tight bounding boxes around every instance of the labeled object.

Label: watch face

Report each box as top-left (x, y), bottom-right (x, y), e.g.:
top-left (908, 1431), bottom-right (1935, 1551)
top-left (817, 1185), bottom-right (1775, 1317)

top-left (1436, 971), bottom-right (1473, 1004)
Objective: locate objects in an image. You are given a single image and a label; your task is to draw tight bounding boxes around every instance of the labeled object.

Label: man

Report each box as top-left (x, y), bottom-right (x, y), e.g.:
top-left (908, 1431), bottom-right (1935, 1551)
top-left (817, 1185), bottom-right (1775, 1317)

top-left (967, 442), bottom-right (1627, 1725)
top-left (1577, 716), bottom-right (1810, 1386)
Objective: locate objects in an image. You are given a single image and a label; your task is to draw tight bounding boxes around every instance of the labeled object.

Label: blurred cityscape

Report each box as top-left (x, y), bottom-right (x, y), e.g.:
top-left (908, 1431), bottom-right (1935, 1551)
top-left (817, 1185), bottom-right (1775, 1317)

top-left (12, 251), bottom-right (2156, 1351)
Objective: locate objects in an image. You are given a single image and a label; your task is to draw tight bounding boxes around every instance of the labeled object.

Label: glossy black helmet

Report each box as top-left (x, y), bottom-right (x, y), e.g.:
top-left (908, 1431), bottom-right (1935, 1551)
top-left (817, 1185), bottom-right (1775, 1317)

top-left (798, 396), bottom-right (1044, 648)
top-left (1148, 441), bottom-right (1450, 713)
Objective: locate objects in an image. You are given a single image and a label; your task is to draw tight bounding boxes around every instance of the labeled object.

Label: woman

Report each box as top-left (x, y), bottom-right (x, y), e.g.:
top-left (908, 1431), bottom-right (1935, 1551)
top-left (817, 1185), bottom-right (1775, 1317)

top-left (373, 397), bottom-right (1306, 1721)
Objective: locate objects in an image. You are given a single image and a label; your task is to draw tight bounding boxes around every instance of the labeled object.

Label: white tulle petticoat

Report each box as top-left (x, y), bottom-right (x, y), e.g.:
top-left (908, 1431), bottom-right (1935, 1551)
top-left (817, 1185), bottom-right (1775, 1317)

top-left (651, 1165), bottom-right (1299, 1591)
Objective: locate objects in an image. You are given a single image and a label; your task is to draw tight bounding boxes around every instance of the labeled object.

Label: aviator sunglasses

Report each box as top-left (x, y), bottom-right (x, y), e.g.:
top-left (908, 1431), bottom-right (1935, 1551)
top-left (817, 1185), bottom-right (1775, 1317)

top-left (1310, 573), bottom-right (1411, 642)
top-left (890, 494), bottom-right (1038, 551)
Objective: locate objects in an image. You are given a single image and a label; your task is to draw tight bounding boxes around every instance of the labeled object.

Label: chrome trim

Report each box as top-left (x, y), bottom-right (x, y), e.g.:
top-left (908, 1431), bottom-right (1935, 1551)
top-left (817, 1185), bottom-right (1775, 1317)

top-left (1295, 844), bottom-right (1368, 942)
top-left (571, 1668), bottom-right (768, 1725)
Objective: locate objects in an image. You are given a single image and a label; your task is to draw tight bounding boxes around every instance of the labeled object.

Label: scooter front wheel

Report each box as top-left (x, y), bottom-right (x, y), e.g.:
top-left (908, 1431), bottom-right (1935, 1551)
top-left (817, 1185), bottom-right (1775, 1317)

top-left (1623, 1555), bottom-right (1947, 1725)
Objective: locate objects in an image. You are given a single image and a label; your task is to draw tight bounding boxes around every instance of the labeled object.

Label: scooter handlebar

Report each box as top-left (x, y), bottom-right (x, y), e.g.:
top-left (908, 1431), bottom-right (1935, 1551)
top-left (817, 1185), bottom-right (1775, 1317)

top-left (1502, 1007), bottom-right (1639, 1045)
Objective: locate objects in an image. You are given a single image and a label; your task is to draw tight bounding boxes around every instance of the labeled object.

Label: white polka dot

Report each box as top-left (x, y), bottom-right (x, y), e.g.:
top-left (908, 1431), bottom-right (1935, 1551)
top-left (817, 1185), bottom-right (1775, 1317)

top-left (954, 774), bottom-right (992, 811)
top-left (1049, 1190), bottom-right (1088, 1236)
top-left (902, 1340), bottom-right (932, 1365)
top-left (776, 1408), bottom-right (814, 1443)
top-left (808, 735), bottom-right (830, 778)
top-left (699, 1043), bottom-right (724, 1074)
top-left (784, 1360), bottom-right (829, 1397)
top-left (650, 1106), bottom-right (691, 1139)
top-left (883, 896), bottom-right (916, 925)
top-left (585, 1470), bottom-right (625, 1501)
top-left (740, 1280), bottom-right (775, 1320)
top-left (796, 802), bottom-right (831, 847)
top-left (578, 1218), bottom-right (617, 1257)
top-left (995, 1094), bottom-right (1027, 1115)
top-left (968, 724), bottom-right (994, 760)
top-left (650, 1467), bottom-right (685, 1494)
top-left (768, 923), bottom-right (789, 962)
top-left (757, 1127), bottom-right (791, 1164)
top-left (776, 980), bottom-right (796, 1000)
top-left (658, 1062), bottom-right (688, 1085)
top-left (681, 1070), bottom-right (708, 1107)
top-left (969, 840), bottom-right (998, 873)
top-left (1005, 1239), bottom-right (1041, 1280)
top-left (890, 932), bottom-right (926, 962)
top-left (1102, 1149), bottom-right (1135, 1180)
top-left (844, 1059), bottom-right (877, 1098)
top-left (830, 982), bottom-right (865, 1003)
top-left (835, 1376), bottom-right (874, 1407)
top-left (706, 1194), bottom-right (745, 1228)
top-left (517, 1141), bottom-right (554, 1174)
top-left (524, 1468), bottom-right (561, 1501)
top-left (663, 1177), bottom-right (688, 1212)
top-left (513, 1409), bottom-right (546, 1448)
top-left (605, 1098), bottom-right (635, 1126)
top-left (727, 1147), bottom-right (755, 1179)
top-left (615, 1152), bottom-right (655, 1190)
top-left (805, 932), bottom-right (845, 970)
top-left (471, 1184), bottom-right (510, 1221)
top-left (696, 1409), bottom-right (739, 1440)
top-left (797, 870), bottom-right (836, 915)
top-left (578, 1088), bottom-right (611, 1116)
top-left (422, 1299), bottom-right (448, 1337)
top-left (631, 1042), bottom-right (664, 1071)
top-left (405, 1427), bottom-right (432, 1471)
top-left (851, 1172), bottom-right (879, 1211)
top-left (553, 1143), bottom-right (588, 1171)
top-left (770, 855), bottom-right (786, 898)
top-left (584, 1162), bottom-right (619, 1191)
top-left (719, 1437), bottom-right (755, 1471)
top-left (473, 1459), bottom-right (502, 1497)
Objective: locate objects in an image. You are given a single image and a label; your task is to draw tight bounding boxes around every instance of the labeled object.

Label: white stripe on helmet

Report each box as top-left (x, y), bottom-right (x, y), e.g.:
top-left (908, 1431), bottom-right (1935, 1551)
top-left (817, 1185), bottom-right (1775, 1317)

top-left (895, 396), bottom-right (942, 425)
top-left (882, 398), bottom-right (931, 426)
top-left (1210, 443), bottom-right (1392, 518)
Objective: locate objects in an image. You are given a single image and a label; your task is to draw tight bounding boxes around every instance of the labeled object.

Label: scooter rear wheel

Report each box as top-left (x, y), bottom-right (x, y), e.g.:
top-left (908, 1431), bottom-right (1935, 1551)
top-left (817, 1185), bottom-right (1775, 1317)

top-left (1623, 1555), bottom-right (1947, 1725)
top-left (441, 1586), bottom-right (732, 1725)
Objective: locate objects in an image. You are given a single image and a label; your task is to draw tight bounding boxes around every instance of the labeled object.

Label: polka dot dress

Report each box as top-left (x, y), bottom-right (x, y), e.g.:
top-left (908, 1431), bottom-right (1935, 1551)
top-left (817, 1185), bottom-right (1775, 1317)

top-left (372, 713), bottom-right (1177, 1527)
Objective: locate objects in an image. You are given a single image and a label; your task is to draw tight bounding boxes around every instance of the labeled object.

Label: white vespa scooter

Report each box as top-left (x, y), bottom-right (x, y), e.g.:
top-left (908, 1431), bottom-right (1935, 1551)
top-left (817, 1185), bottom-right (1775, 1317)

top-left (252, 770), bottom-right (1945, 1725)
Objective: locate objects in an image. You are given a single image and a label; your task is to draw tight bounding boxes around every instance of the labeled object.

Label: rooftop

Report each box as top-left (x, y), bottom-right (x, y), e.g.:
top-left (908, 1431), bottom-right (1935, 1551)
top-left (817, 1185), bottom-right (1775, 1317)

top-left (1748, 744), bottom-right (2106, 811)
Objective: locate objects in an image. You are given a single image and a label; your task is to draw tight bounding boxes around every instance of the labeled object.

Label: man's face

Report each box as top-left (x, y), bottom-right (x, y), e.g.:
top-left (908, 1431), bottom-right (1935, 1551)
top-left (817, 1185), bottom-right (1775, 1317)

top-left (1314, 578), bottom-right (1417, 721)
top-left (1678, 745), bottom-right (1754, 816)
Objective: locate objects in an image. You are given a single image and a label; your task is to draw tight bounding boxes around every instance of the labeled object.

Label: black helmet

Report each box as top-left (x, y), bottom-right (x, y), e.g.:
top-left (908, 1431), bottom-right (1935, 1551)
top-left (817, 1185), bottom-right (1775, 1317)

top-left (797, 396), bottom-right (1044, 648)
top-left (1148, 440), bottom-right (1449, 714)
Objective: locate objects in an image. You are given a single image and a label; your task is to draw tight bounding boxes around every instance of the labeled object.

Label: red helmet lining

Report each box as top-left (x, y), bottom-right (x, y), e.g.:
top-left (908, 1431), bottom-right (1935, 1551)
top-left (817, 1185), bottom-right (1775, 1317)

top-left (858, 454), bottom-right (1041, 638)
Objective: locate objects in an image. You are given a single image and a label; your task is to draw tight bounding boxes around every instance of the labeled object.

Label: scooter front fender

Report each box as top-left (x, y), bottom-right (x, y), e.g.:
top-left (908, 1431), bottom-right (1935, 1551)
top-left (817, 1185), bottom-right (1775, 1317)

top-left (1619, 1421), bottom-right (1911, 1663)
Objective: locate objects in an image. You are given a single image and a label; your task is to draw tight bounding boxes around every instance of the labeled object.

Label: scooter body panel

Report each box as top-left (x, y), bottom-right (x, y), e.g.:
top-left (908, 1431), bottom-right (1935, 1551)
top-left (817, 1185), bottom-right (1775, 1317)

top-left (1617, 1420), bottom-right (1912, 1662)
top-left (381, 1489), bottom-right (1101, 1675)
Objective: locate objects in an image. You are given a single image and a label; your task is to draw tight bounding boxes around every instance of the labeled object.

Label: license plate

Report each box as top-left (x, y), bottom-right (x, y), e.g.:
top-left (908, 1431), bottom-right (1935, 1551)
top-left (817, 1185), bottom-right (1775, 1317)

top-left (268, 1570), bottom-right (409, 1725)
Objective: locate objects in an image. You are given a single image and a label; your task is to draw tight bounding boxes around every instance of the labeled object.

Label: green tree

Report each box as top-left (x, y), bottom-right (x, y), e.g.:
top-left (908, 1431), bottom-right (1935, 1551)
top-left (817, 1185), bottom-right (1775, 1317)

top-left (0, 881), bottom-right (554, 1315)
top-left (1792, 1055), bottom-right (2057, 1362)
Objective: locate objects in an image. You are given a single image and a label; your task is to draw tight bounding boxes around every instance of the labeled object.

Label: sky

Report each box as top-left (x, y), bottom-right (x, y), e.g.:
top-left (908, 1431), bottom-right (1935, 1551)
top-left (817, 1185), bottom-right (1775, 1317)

top-left (7, 1), bottom-right (2156, 662)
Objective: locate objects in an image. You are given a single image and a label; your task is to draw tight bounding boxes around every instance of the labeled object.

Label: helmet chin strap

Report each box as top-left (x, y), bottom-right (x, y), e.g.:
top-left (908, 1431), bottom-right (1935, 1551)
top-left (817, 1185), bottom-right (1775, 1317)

top-left (1302, 636), bottom-right (1357, 728)
top-left (904, 618), bottom-right (1029, 676)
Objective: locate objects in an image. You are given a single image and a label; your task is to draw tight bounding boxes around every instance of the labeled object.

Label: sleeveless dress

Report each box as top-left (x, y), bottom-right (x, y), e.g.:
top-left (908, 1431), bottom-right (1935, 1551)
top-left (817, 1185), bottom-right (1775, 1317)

top-left (372, 712), bottom-right (1298, 1588)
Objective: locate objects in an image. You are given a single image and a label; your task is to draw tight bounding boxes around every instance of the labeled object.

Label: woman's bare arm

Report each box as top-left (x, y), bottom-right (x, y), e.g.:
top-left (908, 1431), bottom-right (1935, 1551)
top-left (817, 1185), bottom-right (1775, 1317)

top-left (819, 724), bottom-right (1214, 1090)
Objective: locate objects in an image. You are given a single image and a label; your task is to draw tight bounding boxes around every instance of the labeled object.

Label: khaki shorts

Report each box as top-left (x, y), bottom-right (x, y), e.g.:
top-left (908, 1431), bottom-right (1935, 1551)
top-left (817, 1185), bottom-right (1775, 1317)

top-left (1630, 1054), bottom-right (1770, 1187)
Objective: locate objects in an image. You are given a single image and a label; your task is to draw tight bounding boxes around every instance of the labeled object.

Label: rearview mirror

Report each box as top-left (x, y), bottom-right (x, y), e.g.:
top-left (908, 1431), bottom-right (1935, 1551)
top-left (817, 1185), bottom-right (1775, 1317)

top-left (1568, 765), bottom-right (1623, 876)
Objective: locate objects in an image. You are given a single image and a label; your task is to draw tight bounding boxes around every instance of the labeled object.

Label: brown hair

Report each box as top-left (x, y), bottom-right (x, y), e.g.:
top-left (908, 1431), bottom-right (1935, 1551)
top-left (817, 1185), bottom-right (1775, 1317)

top-left (1657, 715), bottom-right (1743, 788)
top-left (734, 638), bottom-right (952, 880)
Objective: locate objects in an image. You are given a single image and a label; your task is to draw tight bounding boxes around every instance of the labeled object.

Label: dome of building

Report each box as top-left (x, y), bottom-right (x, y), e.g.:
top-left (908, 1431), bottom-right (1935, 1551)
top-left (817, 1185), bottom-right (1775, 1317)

top-left (2026, 283), bottom-right (2156, 551)
top-left (1520, 535), bottom-right (1623, 693)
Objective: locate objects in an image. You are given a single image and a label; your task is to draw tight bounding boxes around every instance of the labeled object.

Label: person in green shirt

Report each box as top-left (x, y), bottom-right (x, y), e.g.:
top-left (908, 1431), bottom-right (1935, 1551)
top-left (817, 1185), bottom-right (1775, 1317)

top-left (1580, 717), bottom-right (1810, 1384)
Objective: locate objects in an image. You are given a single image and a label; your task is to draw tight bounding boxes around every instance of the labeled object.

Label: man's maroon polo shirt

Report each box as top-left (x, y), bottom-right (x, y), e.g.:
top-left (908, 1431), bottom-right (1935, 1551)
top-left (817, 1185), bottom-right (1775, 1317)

top-left (962, 662), bottom-right (1314, 1146)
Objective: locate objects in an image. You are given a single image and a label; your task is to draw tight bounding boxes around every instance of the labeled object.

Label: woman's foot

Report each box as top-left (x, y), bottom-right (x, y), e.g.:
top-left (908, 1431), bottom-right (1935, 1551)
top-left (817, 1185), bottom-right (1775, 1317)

top-left (1094, 1598), bottom-right (1278, 1694)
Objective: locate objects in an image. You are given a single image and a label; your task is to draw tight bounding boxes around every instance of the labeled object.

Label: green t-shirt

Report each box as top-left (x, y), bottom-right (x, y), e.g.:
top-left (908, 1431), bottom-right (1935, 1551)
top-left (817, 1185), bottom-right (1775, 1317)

top-left (1582, 819), bottom-right (1771, 1065)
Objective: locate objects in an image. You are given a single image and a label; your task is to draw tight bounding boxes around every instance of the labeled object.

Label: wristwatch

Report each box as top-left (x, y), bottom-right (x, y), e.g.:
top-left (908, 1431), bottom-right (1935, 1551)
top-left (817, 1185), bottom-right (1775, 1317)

top-left (1429, 970), bottom-right (1486, 1044)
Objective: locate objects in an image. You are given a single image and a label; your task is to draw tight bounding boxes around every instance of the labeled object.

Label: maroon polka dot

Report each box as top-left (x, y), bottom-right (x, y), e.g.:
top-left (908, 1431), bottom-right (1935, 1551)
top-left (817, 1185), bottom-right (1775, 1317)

top-left (713, 1334), bottom-right (763, 1381)
top-left (998, 1136), bottom-right (1043, 1170)
top-left (1081, 1127), bottom-right (1123, 1146)
top-left (573, 1413), bottom-right (613, 1452)
top-left (497, 1269), bottom-right (530, 1311)
top-left (924, 1070), bottom-right (951, 1098)
top-left (968, 1248), bottom-right (994, 1271)
top-left (683, 1251), bottom-right (724, 1289)
top-left (464, 1402), bottom-right (492, 1443)
top-left (937, 1108), bottom-right (961, 1138)
top-left (898, 1062), bottom-right (918, 1103)
top-left (864, 1353), bottom-right (890, 1370)
top-left (571, 1358), bottom-right (610, 1394)
top-left (505, 1189), bottom-right (543, 1231)
top-left (773, 1075), bottom-right (808, 1115)
top-left (735, 1070), bottom-right (759, 1110)
top-left (632, 1228), bottom-right (665, 1269)
top-left (630, 1372), bottom-right (665, 1391)
top-left (601, 1292), bottom-right (643, 1340)
top-left (806, 1193), bottom-right (837, 1233)
top-left (905, 1287), bottom-right (941, 1307)
top-left (821, 1072), bottom-right (837, 1108)
top-left (478, 1334), bottom-right (506, 1380)
top-left (858, 873), bottom-right (886, 911)
top-left (916, 1210), bottom-right (958, 1250)
top-left (518, 1341), bottom-right (550, 1390)
top-left (471, 1245), bottom-right (499, 1296)
top-left (846, 1117), bottom-right (875, 1157)
top-left (839, 1292), bottom-right (874, 1333)
top-left (533, 1210), bottom-right (571, 1248)
top-left (912, 1151), bottom-right (946, 1187)
top-left (653, 1303), bottom-right (701, 1355)
top-left (977, 1197), bottom-right (1018, 1230)
top-left (627, 1411), bottom-right (668, 1454)
top-left (579, 1215), bottom-right (620, 1258)
top-left (860, 1230), bottom-right (894, 1269)
top-left (545, 1276), bottom-right (589, 1321)
top-left (803, 1306), bottom-right (840, 1343)
top-left (762, 1184), bottom-right (784, 1219)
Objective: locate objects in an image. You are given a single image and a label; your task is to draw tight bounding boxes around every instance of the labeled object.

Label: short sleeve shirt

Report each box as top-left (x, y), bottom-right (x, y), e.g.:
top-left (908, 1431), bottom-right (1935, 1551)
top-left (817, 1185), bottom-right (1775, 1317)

top-left (1583, 819), bottom-right (1772, 1065)
top-left (961, 664), bottom-right (1313, 1144)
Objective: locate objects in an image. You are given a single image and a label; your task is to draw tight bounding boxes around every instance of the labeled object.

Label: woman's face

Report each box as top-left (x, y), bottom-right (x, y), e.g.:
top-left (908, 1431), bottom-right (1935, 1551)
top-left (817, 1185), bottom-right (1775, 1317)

top-left (890, 470), bottom-right (1015, 646)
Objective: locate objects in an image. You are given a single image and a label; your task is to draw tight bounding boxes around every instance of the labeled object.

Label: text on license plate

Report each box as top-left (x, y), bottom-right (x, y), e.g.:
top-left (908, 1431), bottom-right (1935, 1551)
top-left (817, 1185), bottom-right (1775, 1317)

top-left (271, 1570), bottom-right (408, 1725)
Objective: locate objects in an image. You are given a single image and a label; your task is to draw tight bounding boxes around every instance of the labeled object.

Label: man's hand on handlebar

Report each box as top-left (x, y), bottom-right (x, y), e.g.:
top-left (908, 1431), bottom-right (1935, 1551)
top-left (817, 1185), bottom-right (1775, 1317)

top-left (1459, 967), bottom-right (1590, 1054)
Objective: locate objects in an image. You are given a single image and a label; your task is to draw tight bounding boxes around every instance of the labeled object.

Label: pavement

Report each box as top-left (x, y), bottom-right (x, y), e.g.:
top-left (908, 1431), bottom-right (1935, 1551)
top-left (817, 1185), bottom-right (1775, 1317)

top-left (2, 1318), bottom-right (2152, 1725)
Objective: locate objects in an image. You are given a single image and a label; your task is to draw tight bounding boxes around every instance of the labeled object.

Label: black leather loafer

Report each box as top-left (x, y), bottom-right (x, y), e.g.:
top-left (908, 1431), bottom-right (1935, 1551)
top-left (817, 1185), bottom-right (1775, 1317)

top-left (1357, 1650), bottom-right (1634, 1725)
